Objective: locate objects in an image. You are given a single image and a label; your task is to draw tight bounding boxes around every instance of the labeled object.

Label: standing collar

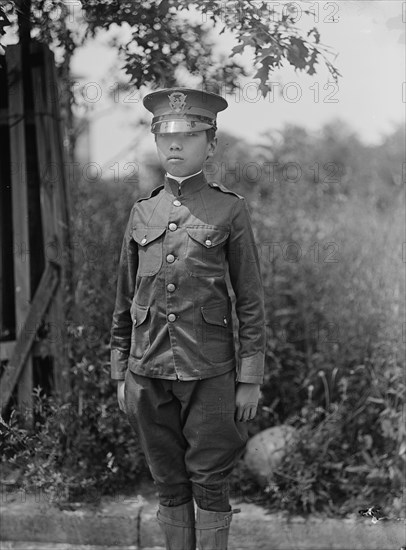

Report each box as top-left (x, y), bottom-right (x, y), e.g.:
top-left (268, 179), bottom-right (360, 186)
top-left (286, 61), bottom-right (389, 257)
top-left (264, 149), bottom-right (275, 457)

top-left (164, 170), bottom-right (207, 197)
top-left (165, 169), bottom-right (202, 183)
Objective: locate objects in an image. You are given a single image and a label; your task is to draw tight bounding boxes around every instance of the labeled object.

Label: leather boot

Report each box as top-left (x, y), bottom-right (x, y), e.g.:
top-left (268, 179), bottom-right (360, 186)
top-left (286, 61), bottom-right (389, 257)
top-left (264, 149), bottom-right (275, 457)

top-left (195, 505), bottom-right (240, 550)
top-left (157, 500), bottom-right (196, 550)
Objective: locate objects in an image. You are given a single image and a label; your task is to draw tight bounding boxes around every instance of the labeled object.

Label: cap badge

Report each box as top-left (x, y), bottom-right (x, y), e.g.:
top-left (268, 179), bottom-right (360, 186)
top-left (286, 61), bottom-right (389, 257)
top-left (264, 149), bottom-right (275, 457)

top-left (168, 92), bottom-right (187, 113)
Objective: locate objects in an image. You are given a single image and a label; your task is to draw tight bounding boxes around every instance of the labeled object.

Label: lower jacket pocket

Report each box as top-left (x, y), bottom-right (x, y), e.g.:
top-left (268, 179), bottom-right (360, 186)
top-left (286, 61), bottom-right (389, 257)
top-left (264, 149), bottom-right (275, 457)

top-left (130, 302), bottom-right (150, 360)
top-left (199, 302), bottom-right (234, 363)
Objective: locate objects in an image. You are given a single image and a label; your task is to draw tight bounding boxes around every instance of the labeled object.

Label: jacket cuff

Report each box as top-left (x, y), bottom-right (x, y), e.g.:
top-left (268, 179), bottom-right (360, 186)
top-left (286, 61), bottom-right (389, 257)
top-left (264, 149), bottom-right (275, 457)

top-left (236, 352), bottom-right (264, 384)
top-left (110, 349), bottom-right (129, 380)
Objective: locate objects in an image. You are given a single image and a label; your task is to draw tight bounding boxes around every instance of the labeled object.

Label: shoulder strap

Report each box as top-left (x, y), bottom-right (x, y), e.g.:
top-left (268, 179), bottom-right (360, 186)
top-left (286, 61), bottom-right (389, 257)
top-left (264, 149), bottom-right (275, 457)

top-left (136, 184), bottom-right (165, 203)
top-left (208, 181), bottom-right (244, 199)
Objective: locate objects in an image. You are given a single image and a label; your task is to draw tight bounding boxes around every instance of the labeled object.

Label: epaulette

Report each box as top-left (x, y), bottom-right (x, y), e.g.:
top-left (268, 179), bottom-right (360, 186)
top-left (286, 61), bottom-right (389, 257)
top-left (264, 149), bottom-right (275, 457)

top-left (136, 184), bottom-right (165, 203)
top-left (208, 182), bottom-right (244, 199)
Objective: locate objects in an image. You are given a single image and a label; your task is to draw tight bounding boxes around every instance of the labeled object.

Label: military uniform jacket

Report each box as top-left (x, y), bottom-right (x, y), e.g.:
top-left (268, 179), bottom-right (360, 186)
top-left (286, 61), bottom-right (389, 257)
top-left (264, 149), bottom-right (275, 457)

top-left (110, 172), bottom-right (265, 384)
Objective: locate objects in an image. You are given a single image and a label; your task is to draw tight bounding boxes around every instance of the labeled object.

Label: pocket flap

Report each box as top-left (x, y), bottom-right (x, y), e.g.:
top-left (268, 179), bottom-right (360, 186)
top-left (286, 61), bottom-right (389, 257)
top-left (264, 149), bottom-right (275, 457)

top-left (132, 226), bottom-right (166, 246)
top-left (131, 303), bottom-right (149, 327)
top-left (201, 304), bottom-right (230, 327)
top-left (186, 226), bottom-right (229, 248)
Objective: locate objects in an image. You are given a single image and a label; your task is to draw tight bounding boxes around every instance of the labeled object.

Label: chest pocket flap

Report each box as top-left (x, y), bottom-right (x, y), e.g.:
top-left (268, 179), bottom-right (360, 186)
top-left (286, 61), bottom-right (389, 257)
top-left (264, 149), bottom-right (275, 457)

top-left (132, 226), bottom-right (166, 246)
top-left (132, 226), bottom-right (166, 276)
top-left (186, 226), bottom-right (229, 248)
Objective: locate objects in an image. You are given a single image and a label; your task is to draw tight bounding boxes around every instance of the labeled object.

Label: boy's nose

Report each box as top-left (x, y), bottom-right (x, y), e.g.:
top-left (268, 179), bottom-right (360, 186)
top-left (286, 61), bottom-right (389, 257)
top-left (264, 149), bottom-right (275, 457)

top-left (169, 140), bottom-right (182, 150)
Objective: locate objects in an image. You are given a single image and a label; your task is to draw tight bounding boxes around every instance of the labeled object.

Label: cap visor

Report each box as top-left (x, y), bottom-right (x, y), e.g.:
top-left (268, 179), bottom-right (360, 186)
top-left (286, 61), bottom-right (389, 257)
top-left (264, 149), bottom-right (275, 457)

top-left (152, 120), bottom-right (212, 134)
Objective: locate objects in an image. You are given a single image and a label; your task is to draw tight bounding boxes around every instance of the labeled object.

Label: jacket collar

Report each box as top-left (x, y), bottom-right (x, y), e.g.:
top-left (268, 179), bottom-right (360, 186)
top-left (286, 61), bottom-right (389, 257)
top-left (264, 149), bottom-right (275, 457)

top-left (164, 171), bottom-right (208, 197)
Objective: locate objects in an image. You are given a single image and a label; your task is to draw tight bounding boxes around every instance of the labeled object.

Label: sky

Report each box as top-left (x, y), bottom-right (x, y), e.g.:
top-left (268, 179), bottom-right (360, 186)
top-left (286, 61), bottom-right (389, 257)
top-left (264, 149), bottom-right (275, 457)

top-left (67, 0), bottom-right (405, 167)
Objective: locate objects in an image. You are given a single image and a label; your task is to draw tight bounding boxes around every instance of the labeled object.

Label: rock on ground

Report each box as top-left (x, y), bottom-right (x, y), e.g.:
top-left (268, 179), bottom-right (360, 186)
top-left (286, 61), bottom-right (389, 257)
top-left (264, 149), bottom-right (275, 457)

top-left (244, 424), bottom-right (296, 485)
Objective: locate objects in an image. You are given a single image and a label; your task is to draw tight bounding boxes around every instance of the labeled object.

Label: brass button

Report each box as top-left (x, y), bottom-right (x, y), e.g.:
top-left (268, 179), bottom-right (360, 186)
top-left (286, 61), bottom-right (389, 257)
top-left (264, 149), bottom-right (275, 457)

top-left (205, 239), bottom-right (212, 247)
top-left (173, 200), bottom-right (181, 207)
top-left (168, 313), bottom-right (176, 322)
top-left (166, 254), bottom-right (175, 263)
top-left (223, 317), bottom-right (228, 325)
top-left (141, 237), bottom-right (147, 245)
top-left (167, 283), bottom-right (176, 292)
top-left (168, 222), bottom-right (177, 231)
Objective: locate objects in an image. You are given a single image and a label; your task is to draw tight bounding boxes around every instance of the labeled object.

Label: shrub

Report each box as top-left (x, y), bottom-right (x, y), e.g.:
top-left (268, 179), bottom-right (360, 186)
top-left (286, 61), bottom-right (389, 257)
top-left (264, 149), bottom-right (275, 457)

top-left (1, 173), bottom-right (151, 503)
top-left (3, 123), bottom-right (404, 515)
top-left (224, 123), bottom-right (404, 515)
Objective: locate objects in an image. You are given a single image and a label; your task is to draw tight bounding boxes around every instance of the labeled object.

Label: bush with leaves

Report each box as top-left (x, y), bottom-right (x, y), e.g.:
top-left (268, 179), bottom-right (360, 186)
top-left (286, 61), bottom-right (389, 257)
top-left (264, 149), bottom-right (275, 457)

top-left (1, 172), bottom-right (151, 503)
top-left (1, 1), bottom-right (339, 92)
top-left (1, 383), bottom-right (150, 503)
top-left (255, 346), bottom-right (404, 516)
top-left (2, 123), bottom-right (404, 515)
top-left (224, 122), bottom-right (405, 515)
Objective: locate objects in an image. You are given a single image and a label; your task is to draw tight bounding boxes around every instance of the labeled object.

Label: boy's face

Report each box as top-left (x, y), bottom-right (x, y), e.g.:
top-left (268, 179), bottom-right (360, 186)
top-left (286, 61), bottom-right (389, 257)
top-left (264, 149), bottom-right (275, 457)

top-left (155, 131), bottom-right (217, 177)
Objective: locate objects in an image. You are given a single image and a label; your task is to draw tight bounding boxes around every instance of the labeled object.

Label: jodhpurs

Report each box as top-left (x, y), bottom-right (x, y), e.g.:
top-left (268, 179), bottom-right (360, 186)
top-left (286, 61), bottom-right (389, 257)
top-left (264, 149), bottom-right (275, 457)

top-left (124, 368), bottom-right (248, 511)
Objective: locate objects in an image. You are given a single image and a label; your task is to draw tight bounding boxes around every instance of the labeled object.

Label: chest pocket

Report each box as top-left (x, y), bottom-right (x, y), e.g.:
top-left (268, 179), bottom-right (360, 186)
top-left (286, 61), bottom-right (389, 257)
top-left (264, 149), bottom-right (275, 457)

top-left (132, 226), bottom-right (166, 276)
top-left (185, 225), bottom-right (229, 277)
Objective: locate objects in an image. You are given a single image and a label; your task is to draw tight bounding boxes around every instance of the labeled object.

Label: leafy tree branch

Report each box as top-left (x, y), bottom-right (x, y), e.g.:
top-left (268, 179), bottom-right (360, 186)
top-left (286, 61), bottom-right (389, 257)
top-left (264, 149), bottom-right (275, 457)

top-left (1, 0), bottom-right (340, 93)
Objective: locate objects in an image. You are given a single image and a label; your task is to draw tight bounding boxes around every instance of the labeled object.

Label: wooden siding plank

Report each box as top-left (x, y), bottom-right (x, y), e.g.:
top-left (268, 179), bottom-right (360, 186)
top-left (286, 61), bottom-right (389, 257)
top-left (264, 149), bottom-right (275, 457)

top-left (6, 43), bottom-right (33, 421)
top-left (0, 341), bottom-right (16, 362)
top-left (30, 41), bottom-right (62, 393)
top-left (0, 261), bottom-right (59, 412)
top-left (31, 43), bottom-right (70, 395)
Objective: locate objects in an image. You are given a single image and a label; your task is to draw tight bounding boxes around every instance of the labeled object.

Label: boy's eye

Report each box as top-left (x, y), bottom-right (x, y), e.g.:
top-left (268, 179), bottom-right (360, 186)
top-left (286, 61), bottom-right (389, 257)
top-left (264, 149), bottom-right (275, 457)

top-left (185, 132), bottom-right (197, 137)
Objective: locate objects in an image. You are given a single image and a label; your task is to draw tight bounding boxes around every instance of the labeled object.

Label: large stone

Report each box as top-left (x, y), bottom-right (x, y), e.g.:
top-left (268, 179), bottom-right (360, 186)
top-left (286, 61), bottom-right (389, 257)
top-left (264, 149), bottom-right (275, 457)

top-left (244, 425), bottom-right (296, 486)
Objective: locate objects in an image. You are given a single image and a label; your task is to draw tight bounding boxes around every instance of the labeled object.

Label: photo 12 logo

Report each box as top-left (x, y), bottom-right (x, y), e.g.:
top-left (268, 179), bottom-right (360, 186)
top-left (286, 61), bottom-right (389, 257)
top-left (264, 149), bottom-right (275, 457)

top-left (208, 81), bottom-right (340, 104)
top-left (201, 2), bottom-right (340, 24)
top-left (205, 161), bottom-right (343, 185)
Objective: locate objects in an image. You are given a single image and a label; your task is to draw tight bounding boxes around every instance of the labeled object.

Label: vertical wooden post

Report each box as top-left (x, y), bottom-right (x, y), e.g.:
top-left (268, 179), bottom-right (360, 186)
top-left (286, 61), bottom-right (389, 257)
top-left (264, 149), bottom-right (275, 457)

top-left (7, 44), bottom-right (33, 424)
top-left (31, 41), bottom-right (71, 396)
top-left (1, 11), bottom-right (72, 417)
top-left (42, 44), bottom-right (72, 396)
top-left (0, 148), bottom-right (3, 343)
top-left (0, 57), bottom-right (6, 341)
top-left (42, 45), bottom-right (72, 271)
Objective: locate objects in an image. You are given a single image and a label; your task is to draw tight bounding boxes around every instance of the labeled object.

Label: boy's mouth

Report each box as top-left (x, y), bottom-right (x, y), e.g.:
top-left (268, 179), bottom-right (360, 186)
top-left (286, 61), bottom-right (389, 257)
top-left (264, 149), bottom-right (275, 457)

top-left (168, 156), bottom-right (184, 161)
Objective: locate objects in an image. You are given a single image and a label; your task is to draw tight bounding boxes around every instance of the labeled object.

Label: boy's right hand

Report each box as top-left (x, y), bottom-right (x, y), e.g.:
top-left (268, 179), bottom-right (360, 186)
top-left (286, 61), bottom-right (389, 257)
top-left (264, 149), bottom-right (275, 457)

top-left (117, 380), bottom-right (127, 414)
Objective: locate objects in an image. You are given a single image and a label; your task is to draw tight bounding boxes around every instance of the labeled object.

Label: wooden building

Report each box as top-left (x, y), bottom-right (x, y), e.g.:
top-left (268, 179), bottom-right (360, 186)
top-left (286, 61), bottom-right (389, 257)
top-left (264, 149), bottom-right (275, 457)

top-left (0, 40), bottom-right (71, 424)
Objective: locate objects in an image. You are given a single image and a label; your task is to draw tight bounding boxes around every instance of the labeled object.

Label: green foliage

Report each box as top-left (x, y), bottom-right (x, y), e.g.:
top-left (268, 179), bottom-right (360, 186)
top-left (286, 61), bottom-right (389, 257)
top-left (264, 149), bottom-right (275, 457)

top-left (2, 123), bottom-right (404, 515)
top-left (0, 4), bottom-right (10, 39)
top-left (1, 382), bottom-right (150, 502)
top-left (1, 172), bottom-right (151, 503)
top-left (218, 122), bottom-right (404, 515)
top-left (224, 2), bottom-right (341, 95)
top-left (1, 0), bottom-right (339, 92)
top-left (267, 350), bottom-right (404, 515)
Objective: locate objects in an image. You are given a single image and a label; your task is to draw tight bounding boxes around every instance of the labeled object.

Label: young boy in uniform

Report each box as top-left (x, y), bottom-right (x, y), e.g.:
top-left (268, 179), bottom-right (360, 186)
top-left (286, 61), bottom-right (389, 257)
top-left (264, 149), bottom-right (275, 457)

top-left (110, 88), bottom-right (265, 550)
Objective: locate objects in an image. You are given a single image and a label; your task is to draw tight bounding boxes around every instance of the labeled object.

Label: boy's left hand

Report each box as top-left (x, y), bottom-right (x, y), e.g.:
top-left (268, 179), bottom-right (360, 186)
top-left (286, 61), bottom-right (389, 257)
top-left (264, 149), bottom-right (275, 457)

top-left (235, 383), bottom-right (261, 422)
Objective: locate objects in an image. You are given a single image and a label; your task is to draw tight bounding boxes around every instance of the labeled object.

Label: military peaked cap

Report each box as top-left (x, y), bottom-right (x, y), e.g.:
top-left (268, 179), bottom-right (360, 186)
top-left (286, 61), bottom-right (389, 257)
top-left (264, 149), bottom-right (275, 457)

top-left (143, 87), bottom-right (228, 134)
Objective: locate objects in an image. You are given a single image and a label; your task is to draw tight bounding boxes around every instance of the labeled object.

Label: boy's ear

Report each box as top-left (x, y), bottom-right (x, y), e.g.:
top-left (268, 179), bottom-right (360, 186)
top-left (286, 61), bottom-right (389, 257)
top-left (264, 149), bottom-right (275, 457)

top-left (207, 136), bottom-right (217, 159)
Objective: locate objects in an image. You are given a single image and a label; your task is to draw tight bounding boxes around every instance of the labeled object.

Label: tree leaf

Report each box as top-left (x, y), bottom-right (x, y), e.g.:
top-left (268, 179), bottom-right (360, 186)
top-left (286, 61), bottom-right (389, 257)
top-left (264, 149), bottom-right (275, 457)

top-left (231, 43), bottom-right (245, 56)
